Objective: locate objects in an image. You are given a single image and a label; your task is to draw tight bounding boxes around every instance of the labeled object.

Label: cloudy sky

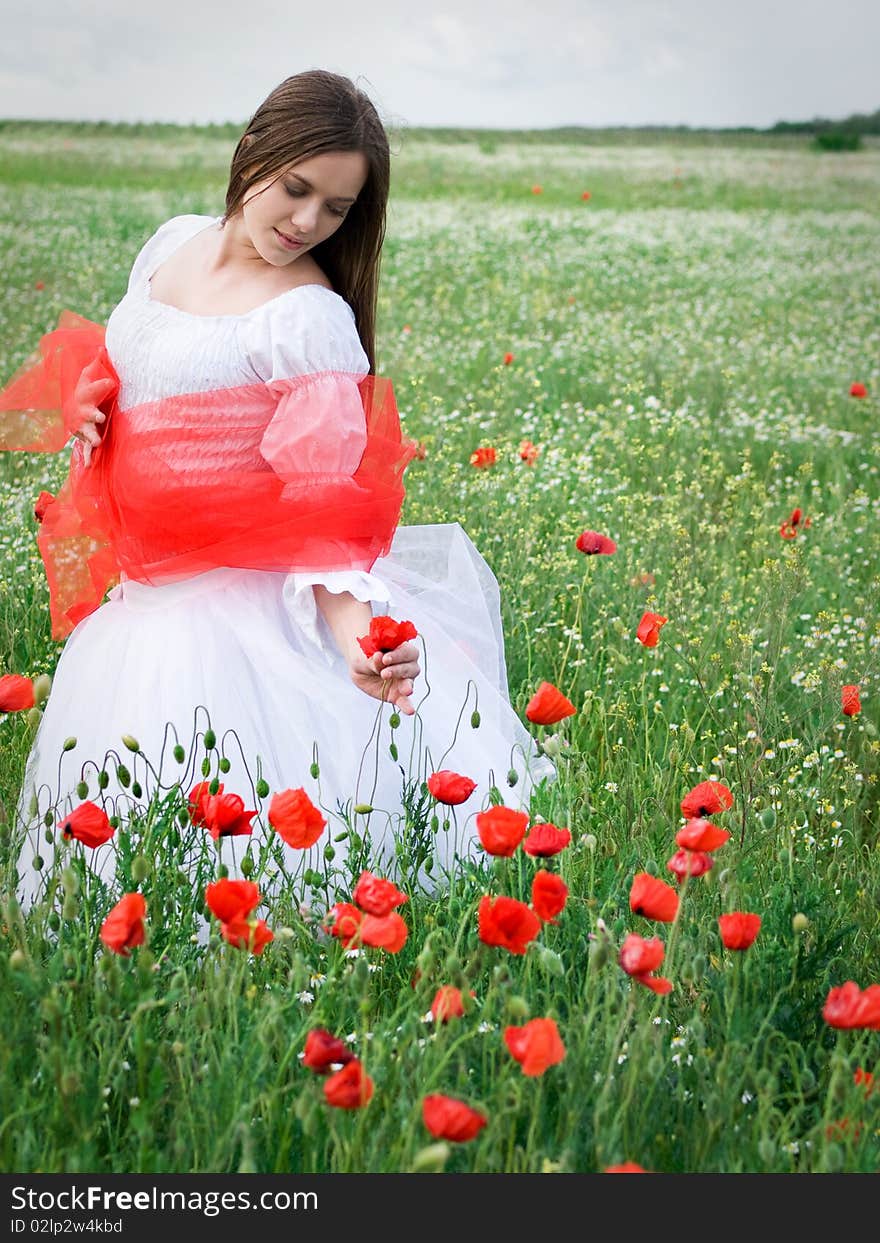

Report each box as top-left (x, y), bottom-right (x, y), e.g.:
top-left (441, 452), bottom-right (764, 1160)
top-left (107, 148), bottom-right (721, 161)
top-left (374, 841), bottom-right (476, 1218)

top-left (2, 0), bottom-right (878, 130)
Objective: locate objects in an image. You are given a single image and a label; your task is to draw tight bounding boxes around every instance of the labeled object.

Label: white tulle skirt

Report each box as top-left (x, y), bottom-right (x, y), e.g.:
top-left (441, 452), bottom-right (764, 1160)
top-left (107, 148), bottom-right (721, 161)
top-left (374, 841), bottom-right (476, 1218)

top-left (13, 523), bottom-right (556, 910)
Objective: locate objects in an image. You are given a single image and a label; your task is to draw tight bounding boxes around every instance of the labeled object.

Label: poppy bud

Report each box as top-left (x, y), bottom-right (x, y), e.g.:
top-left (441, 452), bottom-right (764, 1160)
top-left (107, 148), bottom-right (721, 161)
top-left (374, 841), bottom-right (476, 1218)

top-left (217, 863), bottom-right (229, 879)
top-left (506, 994), bottom-right (530, 1020)
top-left (760, 806), bottom-right (776, 830)
top-left (323, 844), bottom-right (335, 861)
top-left (116, 765), bottom-right (130, 788)
top-left (47, 911), bottom-right (61, 932)
top-left (430, 815), bottom-right (439, 832)
top-left (410, 1143), bottom-right (451, 1173)
top-left (310, 761), bottom-right (320, 779)
top-left (173, 744), bottom-right (185, 763)
top-left (121, 734), bottom-right (140, 753)
top-left (61, 867), bottom-right (79, 895)
top-left (131, 781), bottom-right (142, 799)
top-left (200, 758), bottom-right (211, 778)
top-left (9, 949), bottom-right (27, 972)
top-left (208, 777), bottom-right (220, 794)
top-left (219, 757), bottom-right (231, 773)
top-left (691, 952), bottom-right (706, 981)
top-left (43, 810), bottom-right (53, 827)
top-left (96, 770), bottom-right (109, 789)
top-left (176, 809), bottom-right (189, 827)
top-left (532, 945), bottom-right (565, 977)
top-left (354, 804), bottom-right (373, 815)
top-left (32, 673), bottom-right (52, 704)
top-left (389, 712), bottom-right (401, 729)
top-left (471, 710), bottom-right (481, 728)
top-left (240, 855), bottom-right (254, 877)
top-left (203, 729), bottom-right (216, 750)
top-left (76, 781), bottom-right (89, 800)
top-left (389, 743), bottom-right (398, 761)
top-left (506, 768), bottom-right (519, 787)
top-left (32, 854), bottom-right (44, 870)
top-left (131, 855), bottom-right (150, 882)
top-left (108, 815), bottom-right (119, 829)
top-left (589, 937), bottom-right (610, 971)
top-left (255, 778), bottom-right (269, 798)
top-left (792, 912), bottom-right (809, 933)
top-left (61, 896), bottom-right (78, 921)
top-left (25, 707), bottom-right (42, 732)
top-left (62, 737), bottom-right (77, 752)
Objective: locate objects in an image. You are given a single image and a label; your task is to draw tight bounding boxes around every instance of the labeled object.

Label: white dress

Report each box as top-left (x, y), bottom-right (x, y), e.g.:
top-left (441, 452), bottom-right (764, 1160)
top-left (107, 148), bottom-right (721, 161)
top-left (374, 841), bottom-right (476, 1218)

top-left (13, 214), bottom-right (555, 909)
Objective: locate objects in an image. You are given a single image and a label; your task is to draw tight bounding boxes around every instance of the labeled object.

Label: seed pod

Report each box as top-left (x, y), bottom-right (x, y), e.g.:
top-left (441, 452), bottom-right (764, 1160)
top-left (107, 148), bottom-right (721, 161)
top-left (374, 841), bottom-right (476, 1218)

top-left (173, 744), bottom-right (185, 764)
top-left (32, 673), bottom-right (52, 704)
top-left (61, 896), bottom-right (78, 921)
top-left (240, 855), bottom-right (254, 877)
top-left (75, 780), bottom-right (89, 800)
top-left (255, 778), bottom-right (270, 799)
top-left (116, 764), bottom-right (131, 788)
top-left (97, 769), bottom-right (109, 789)
top-left (389, 742), bottom-right (398, 761)
top-left (309, 761), bottom-right (320, 779)
top-left (323, 844), bottom-right (336, 862)
top-left (471, 710), bottom-right (481, 728)
top-left (506, 768), bottom-right (519, 786)
top-left (792, 912), bottom-right (809, 933)
top-left (389, 711), bottom-right (401, 729)
top-left (203, 729), bottom-right (216, 750)
top-left (219, 757), bottom-right (231, 774)
top-left (208, 777), bottom-right (220, 795)
top-left (131, 855), bottom-right (150, 883)
top-left (131, 782), bottom-right (142, 799)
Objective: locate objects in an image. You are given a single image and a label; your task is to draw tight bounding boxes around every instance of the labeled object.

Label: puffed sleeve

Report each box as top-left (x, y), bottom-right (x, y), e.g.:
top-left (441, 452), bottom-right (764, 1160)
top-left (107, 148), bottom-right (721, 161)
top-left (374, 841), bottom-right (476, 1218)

top-left (126, 215), bottom-right (215, 295)
top-left (245, 287), bottom-right (392, 662)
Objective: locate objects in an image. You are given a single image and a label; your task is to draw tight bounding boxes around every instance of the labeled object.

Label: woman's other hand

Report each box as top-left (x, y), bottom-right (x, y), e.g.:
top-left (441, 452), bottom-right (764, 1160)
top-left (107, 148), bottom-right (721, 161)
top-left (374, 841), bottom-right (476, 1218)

top-left (347, 640), bottom-right (421, 716)
top-left (72, 358), bottom-right (115, 466)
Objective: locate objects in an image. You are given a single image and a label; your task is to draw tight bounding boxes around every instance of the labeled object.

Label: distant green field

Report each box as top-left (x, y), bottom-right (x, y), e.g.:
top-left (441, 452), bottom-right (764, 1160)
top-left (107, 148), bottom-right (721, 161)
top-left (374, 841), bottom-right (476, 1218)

top-left (0, 125), bottom-right (878, 1175)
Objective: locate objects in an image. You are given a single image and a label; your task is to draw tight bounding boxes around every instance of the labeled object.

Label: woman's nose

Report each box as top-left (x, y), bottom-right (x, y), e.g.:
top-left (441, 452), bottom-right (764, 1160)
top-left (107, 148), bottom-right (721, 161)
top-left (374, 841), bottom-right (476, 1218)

top-left (291, 200), bottom-right (320, 236)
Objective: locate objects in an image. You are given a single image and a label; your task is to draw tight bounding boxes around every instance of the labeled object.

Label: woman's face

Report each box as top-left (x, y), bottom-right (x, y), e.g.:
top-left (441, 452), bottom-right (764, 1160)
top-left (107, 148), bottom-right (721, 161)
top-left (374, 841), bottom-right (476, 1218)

top-left (240, 149), bottom-right (368, 267)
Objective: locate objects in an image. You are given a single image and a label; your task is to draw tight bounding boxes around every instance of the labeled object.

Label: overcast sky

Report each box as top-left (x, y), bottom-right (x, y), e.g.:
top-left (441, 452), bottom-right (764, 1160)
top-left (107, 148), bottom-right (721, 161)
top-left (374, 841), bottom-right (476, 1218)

top-left (2, 0), bottom-right (878, 130)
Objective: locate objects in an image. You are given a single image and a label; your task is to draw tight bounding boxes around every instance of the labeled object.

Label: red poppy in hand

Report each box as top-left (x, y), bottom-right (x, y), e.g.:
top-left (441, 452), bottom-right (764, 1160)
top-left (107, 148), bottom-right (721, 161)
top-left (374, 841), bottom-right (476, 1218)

top-left (504, 1017), bottom-right (566, 1076)
top-left (680, 780), bottom-right (733, 820)
top-left (478, 895), bottom-right (541, 955)
top-left (269, 787), bottom-right (326, 848)
top-left (357, 615), bottom-right (418, 657)
top-left (427, 770), bottom-right (477, 806)
top-left (100, 893), bottom-right (146, 956)
top-left (522, 821), bottom-right (571, 856)
top-left (323, 1059), bottom-right (373, 1108)
top-left (636, 611), bottom-right (667, 647)
top-left (629, 872), bottom-right (679, 922)
top-left (204, 878), bottom-right (261, 923)
top-left (58, 801), bottom-right (114, 849)
top-left (575, 530), bottom-right (617, 555)
top-left (531, 870), bottom-right (568, 922)
top-left (303, 1028), bottom-right (356, 1073)
top-left (476, 805), bottom-right (529, 856)
top-left (842, 684), bottom-right (861, 716)
top-left (422, 1095), bottom-right (487, 1142)
top-left (525, 680), bottom-right (576, 725)
top-left (0, 674), bottom-right (35, 713)
top-left (675, 818), bottom-right (730, 852)
top-left (352, 871), bottom-right (409, 917)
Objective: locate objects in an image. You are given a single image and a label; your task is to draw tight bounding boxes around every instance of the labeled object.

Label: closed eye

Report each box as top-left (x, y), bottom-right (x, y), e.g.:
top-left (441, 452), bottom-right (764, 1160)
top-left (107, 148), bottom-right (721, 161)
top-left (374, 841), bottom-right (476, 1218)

top-left (284, 185), bottom-right (349, 218)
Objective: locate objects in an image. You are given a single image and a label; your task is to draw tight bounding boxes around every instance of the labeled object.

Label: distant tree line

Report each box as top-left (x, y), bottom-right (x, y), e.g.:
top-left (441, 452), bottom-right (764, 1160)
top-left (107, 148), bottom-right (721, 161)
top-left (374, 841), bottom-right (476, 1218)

top-left (768, 106), bottom-right (880, 135)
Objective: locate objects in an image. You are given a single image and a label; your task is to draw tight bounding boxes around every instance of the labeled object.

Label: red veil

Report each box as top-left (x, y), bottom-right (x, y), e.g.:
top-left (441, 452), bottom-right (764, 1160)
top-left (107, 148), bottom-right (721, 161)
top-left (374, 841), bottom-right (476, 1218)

top-left (0, 312), bottom-right (418, 639)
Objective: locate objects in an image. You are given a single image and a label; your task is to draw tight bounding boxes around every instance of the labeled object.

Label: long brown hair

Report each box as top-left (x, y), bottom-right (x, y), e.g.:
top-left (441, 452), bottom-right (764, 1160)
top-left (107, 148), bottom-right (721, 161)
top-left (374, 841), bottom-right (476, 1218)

top-left (221, 70), bottom-right (389, 372)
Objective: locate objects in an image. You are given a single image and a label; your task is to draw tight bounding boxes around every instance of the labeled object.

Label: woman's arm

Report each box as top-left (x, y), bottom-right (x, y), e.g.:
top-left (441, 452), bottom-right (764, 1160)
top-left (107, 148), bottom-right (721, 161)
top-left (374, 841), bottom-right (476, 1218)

top-left (313, 585), bottom-right (421, 715)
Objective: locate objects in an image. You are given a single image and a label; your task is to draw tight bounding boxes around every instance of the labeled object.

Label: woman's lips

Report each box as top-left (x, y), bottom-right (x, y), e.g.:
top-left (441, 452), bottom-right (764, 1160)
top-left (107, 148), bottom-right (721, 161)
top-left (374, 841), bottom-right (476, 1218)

top-left (274, 228), bottom-right (304, 250)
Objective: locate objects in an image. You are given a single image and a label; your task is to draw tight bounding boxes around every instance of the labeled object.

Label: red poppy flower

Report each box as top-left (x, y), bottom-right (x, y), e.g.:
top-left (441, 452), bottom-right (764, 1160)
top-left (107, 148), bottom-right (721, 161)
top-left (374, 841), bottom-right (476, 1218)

top-left (675, 818), bottom-right (730, 852)
top-left (630, 571), bottom-right (656, 589)
top-left (323, 1059), bottom-right (373, 1108)
top-left (575, 530), bottom-right (617, 556)
top-left (302, 1028), bottom-right (356, 1073)
top-left (531, 185), bottom-right (543, 195)
top-left (581, 190), bottom-right (592, 201)
top-left (618, 933), bottom-right (673, 994)
top-left (718, 911), bottom-right (761, 951)
top-left (422, 1095), bottom-right (487, 1142)
top-left (822, 981), bottom-right (880, 1030)
top-left (849, 382), bottom-right (867, 398)
top-left (629, 872), bottom-right (679, 923)
top-left (200, 791), bottom-right (258, 841)
top-left (531, 870), bottom-right (568, 922)
top-left (854, 1067), bottom-right (875, 1096)
top-left (503, 352), bottom-right (515, 365)
top-left (352, 871), bottom-right (409, 917)
top-left (469, 445), bottom-right (498, 468)
top-left (636, 611), bottom-right (667, 647)
top-left (779, 507), bottom-right (811, 540)
top-left (58, 801), bottom-right (114, 849)
top-left (100, 893), bottom-right (146, 956)
top-left (204, 878), bottom-right (261, 923)
top-left (680, 780), bottom-right (734, 820)
top-left (518, 439), bottom-right (539, 465)
top-left (34, 280), bottom-right (45, 290)
top-left (841, 684), bottom-right (861, 717)
top-left (357, 615), bottom-right (418, 657)
top-left (360, 911), bottom-right (408, 953)
top-left (426, 770), bottom-right (477, 806)
top-left (525, 680), bottom-right (576, 725)
top-left (430, 985), bottom-right (466, 1023)
top-left (187, 780), bottom-right (222, 827)
top-left (0, 674), bottom-right (36, 713)
top-left (522, 821), bottom-right (571, 856)
top-left (478, 895), bottom-right (542, 955)
top-left (475, 805), bottom-right (529, 856)
top-left (504, 1017), bottom-right (566, 1076)
top-left (33, 490), bottom-right (54, 523)
top-left (325, 902), bottom-right (364, 948)
top-left (220, 917), bottom-right (273, 955)
top-left (269, 787), bottom-right (326, 848)
top-left (604, 1161), bottom-right (648, 1173)
top-left (666, 848), bottom-right (713, 882)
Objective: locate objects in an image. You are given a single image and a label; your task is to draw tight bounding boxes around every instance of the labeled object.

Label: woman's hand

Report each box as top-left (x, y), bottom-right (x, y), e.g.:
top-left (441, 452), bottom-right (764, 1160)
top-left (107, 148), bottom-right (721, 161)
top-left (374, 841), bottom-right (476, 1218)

top-left (71, 358), bottom-right (115, 466)
top-left (346, 640), bottom-right (421, 716)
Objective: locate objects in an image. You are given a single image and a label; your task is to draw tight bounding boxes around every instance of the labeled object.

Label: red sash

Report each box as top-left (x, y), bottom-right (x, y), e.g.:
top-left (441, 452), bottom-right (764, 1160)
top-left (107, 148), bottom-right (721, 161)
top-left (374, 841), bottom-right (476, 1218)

top-left (1, 312), bottom-right (418, 638)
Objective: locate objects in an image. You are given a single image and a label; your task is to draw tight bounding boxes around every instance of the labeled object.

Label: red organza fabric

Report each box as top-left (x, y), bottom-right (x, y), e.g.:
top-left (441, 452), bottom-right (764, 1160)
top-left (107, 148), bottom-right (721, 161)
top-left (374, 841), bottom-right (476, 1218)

top-left (0, 313), bottom-right (418, 639)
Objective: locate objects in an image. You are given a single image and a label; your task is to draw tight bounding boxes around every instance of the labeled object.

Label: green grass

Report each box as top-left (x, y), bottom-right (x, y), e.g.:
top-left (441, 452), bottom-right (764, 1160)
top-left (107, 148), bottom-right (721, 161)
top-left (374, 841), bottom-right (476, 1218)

top-left (0, 125), bottom-right (878, 1174)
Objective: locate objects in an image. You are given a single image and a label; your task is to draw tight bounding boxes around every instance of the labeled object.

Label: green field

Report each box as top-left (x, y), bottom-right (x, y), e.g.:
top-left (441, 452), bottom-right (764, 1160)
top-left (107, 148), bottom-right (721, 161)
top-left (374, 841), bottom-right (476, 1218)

top-left (0, 124), bottom-right (878, 1174)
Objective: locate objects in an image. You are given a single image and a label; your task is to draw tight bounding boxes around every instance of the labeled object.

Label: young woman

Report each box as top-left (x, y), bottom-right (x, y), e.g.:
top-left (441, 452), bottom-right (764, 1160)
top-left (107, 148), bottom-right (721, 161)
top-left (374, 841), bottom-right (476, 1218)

top-left (1, 70), bottom-right (555, 910)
